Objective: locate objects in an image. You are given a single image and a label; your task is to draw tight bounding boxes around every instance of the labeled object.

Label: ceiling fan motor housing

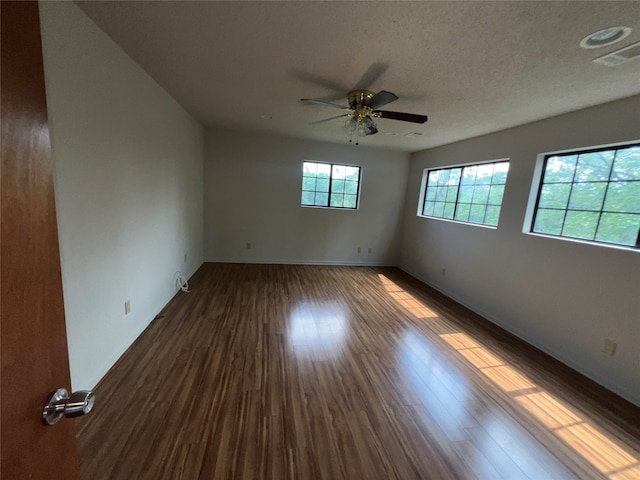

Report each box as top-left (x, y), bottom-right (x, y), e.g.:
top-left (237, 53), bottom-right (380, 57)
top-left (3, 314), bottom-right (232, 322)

top-left (347, 89), bottom-right (375, 110)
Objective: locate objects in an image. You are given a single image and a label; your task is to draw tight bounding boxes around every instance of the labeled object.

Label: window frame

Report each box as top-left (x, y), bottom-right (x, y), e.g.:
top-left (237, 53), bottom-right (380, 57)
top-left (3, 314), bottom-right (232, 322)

top-left (417, 158), bottom-right (510, 228)
top-left (527, 142), bottom-right (640, 250)
top-left (300, 160), bottom-right (362, 210)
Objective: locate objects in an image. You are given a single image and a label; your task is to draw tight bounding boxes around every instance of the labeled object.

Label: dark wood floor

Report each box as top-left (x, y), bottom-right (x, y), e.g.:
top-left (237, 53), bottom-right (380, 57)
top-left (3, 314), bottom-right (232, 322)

top-left (76, 263), bottom-right (640, 479)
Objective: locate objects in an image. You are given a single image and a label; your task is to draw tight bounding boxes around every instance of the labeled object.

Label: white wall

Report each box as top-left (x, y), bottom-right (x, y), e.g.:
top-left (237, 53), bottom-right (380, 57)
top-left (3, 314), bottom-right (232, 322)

top-left (204, 128), bottom-right (409, 265)
top-left (400, 96), bottom-right (640, 405)
top-left (40, 2), bottom-right (204, 390)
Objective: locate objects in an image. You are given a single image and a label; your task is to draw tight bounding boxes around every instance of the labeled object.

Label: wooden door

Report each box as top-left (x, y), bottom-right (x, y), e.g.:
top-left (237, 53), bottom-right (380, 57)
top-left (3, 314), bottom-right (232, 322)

top-left (1, 2), bottom-right (81, 478)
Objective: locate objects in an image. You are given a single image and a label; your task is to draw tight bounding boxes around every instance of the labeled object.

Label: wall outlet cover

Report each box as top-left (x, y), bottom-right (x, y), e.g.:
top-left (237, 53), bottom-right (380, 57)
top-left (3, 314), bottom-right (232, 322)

top-left (603, 339), bottom-right (617, 356)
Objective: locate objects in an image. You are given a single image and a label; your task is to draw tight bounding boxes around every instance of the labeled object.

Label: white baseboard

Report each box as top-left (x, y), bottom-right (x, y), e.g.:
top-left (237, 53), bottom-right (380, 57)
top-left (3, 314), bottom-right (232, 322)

top-left (204, 257), bottom-right (396, 267)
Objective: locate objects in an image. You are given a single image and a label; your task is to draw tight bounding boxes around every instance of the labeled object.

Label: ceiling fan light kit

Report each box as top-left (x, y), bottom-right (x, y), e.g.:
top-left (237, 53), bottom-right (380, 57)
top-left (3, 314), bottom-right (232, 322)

top-left (301, 88), bottom-right (427, 145)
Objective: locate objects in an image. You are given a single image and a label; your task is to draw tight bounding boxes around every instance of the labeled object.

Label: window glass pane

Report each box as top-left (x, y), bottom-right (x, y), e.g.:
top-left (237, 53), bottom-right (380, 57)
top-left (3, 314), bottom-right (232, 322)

top-left (316, 178), bottom-right (330, 192)
top-left (330, 193), bottom-right (344, 207)
top-left (469, 204), bottom-right (487, 223)
top-left (426, 188), bottom-right (437, 201)
top-left (448, 168), bottom-right (462, 185)
top-left (446, 186), bottom-right (459, 202)
top-left (488, 185), bottom-right (505, 205)
top-left (603, 181), bottom-right (640, 213)
top-left (596, 213), bottom-right (640, 246)
top-left (428, 171), bottom-right (440, 185)
top-left (302, 176), bottom-right (316, 191)
top-left (436, 186), bottom-right (447, 202)
top-left (460, 166), bottom-right (477, 185)
top-left (343, 195), bottom-right (357, 208)
top-left (562, 211), bottom-right (599, 240)
top-left (544, 155), bottom-right (577, 183)
top-left (315, 192), bottom-right (329, 206)
top-left (611, 147), bottom-right (640, 180)
top-left (317, 163), bottom-right (331, 176)
top-left (492, 163), bottom-right (509, 184)
top-left (423, 201), bottom-right (436, 216)
top-left (455, 203), bottom-right (471, 222)
top-left (437, 170), bottom-right (451, 186)
top-left (485, 206), bottom-right (501, 226)
top-left (458, 186), bottom-right (473, 203)
top-left (538, 183), bottom-right (571, 209)
top-left (472, 185), bottom-right (490, 204)
top-left (443, 203), bottom-right (455, 219)
top-left (433, 202), bottom-right (445, 217)
top-left (344, 181), bottom-right (358, 195)
top-left (533, 209), bottom-right (565, 235)
top-left (575, 151), bottom-right (614, 182)
top-left (301, 191), bottom-right (315, 205)
top-left (476, 164), bottom-right (494, 184)
top-left (331, 165), bottom-right (345, 179)
top-left (345, 166), bottom-right (360, 180)
top-left (332, 180), bottom-right (345, 194)
top-left (303, 162), bottom-right (317, 175)
top-left (568, 183), bottom-right (607, 211)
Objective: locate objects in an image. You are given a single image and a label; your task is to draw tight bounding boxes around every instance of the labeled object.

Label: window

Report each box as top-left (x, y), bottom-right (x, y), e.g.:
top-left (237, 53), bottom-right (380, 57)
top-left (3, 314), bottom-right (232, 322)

top-left (420, 160), bottom-right (510, 227)
top-left (301, 161), bottom-right (361, 209)
top-left (531, 143), bottom-right (640, 248)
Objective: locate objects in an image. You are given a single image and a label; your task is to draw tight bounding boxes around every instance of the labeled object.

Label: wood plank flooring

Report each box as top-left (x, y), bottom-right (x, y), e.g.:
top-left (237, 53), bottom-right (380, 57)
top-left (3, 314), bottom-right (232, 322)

top-left (76, 263), bottom-right (640, 479)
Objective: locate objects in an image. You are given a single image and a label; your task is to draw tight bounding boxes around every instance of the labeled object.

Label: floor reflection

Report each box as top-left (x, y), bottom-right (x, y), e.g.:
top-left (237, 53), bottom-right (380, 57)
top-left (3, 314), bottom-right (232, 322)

top-left (287, 301), bottom-right (347, 360)
top-left (378, 274), bottom-right (640, 479)
top-left (399, 329), bottom-right (476, 439)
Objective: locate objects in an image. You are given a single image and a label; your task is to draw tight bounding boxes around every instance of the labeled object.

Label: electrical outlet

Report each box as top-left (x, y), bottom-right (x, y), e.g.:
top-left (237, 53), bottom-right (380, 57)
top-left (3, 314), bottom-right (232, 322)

top-left (357, 247), bottom-right (361, 253)
top-left (125, 300), bottom-right (131, 315)
top-left (368, 247), bottom-right (372, 254)
top-left (246, 242), bottom-right (251, 249)
top-left (441, 268), bottom-right (446, 277)
top-left (603, 339), bottom-right (617, 356)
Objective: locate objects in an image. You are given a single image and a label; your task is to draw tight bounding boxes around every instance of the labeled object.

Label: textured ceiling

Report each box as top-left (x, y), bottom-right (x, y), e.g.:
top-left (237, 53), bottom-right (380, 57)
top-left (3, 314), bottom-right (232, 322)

top-left (76, 1), bottom-right (640, 152)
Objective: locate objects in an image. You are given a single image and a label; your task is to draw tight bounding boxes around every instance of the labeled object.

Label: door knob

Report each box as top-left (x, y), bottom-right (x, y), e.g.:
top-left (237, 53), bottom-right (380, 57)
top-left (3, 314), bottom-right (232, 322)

top-left (42, 388), bottom-right (95, 425)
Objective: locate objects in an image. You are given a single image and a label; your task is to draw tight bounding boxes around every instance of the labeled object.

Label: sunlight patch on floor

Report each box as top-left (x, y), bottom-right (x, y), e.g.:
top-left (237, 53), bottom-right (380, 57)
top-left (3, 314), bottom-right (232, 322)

top-left (379, 275), bottom-right (438, 318)
top-left (377, 275), bottom-right (640, 479)
top-left (440, 335), bottom-right (536, 392)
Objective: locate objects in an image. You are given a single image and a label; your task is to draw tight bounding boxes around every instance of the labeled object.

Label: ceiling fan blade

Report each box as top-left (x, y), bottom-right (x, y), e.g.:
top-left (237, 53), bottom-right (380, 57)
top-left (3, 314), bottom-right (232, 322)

top-left (376, 110), bottom-right (428, 124)
top-left (301, 98), bottom-right (349, 109)
top-left (365, 90), bottom-right (398, 110)
top-left (308, 114), bottom-right (350, 125)
top-left (291, 70), bottom-right (348, 94)
top-left (354, 62), bottom-right (389, 89)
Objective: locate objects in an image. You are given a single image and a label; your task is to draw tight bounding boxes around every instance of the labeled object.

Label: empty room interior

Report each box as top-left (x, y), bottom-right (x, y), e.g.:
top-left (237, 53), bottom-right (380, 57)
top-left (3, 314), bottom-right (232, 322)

top-left (10, 1), bottom-right (640, 478)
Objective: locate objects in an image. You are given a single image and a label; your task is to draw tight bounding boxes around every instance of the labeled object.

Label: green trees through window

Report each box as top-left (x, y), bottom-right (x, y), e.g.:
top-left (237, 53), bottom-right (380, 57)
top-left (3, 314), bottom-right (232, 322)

top-left (301, 161), bottom-right (361, 209)
top-left (532, 144), bottom-right (640, 248)
top-left (421, 161), bottom-right (510, 227)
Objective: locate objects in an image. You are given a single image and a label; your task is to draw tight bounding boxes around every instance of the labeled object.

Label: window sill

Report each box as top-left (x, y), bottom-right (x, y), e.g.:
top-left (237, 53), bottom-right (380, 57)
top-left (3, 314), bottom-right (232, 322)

top-left (523, 231), bottom-right (639, 252)
top-left (301, 205), bottom-right (359, 211)
top-left (417, 214), bottom-right (498, 229)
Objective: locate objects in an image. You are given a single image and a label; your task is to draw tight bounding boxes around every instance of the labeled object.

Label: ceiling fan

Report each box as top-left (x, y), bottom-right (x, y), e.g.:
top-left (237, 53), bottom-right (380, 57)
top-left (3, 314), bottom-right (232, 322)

top-left (301, 89), bottom-right (428, 144)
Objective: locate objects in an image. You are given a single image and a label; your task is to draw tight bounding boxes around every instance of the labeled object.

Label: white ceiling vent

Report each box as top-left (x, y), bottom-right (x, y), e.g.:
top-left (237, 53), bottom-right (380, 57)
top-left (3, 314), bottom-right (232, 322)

top-left (592, 41), bottom-right (640, 66)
